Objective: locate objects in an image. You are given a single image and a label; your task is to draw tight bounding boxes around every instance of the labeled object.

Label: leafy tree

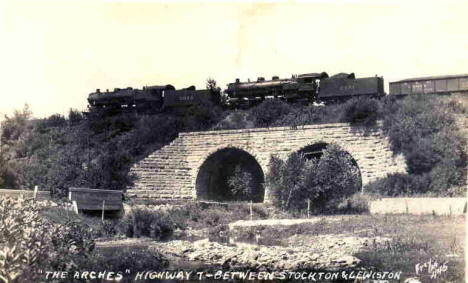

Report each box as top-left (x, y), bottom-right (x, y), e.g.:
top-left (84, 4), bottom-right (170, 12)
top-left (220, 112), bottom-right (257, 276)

top-left (227, 165), bottom-right (254, 201)
top-left (68, 108), bottom-right (84, 126)
top-left (266, 144), bottom-right (361, 212)
top-left (206, 77), bottom-right (222, 104)
top-left (0, 104), bottom-right (32, 145)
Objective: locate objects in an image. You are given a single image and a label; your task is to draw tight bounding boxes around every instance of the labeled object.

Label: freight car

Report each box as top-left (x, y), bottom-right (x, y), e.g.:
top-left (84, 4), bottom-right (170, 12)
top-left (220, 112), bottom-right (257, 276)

top-left (389, 74), bottom-right (468, 96)
top-left (318, 73), bottom-right (385, 102)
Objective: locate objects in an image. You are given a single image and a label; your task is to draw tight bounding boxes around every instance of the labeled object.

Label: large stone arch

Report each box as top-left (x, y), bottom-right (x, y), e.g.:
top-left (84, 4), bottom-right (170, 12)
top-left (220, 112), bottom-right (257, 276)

top-left (194, 146), bottom-right (266, 202)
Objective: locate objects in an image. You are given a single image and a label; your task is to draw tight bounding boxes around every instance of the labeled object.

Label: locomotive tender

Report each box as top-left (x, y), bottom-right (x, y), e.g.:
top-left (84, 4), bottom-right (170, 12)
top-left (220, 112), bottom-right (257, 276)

top-left (86, 71), bottom-right (386, 112)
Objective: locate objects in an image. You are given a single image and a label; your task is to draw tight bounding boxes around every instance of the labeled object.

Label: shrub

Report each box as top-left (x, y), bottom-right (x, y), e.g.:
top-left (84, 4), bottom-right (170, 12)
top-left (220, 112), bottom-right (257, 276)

top-left (82, 247), bottom-right (168, 276)
top-left (0, 197), bottom-right (95, 283)
top-left (340, 97), bottom-right (380, 126)
top-left (213, 111), bottom-right (253, 130)
top-left (266, 144), bottom-right (361, 212)
top-left (379, 95), bottom-right (467, 195)
top-left (227, 165), bottom-right (255, 201)
top-left (365, 173), bottom-right (432, 196)
top-left (249, 99), bottom-right (292, 127)
top-left (334, 193), bottom-right (370, 214)
top-left (272, 105), bottom-right (340, 128)
top-left (130, 208), bottom-right (175, 240)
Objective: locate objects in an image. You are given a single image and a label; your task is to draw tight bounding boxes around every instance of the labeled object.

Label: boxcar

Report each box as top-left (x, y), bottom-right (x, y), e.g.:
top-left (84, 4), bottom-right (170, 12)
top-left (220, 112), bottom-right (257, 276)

top-left (389, 74), bottom-right (468, 96)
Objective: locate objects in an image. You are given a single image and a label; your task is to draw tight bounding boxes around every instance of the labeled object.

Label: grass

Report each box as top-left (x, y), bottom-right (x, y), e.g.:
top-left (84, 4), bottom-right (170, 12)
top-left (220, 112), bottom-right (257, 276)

top-left (40, 201), bottom-right (465, 282)
top-left (355, 215), bottom-right (465, 282)
top-left (40, 201), bottom-right (290, 241)
top-left (233, 214), bottom-right (465, 282)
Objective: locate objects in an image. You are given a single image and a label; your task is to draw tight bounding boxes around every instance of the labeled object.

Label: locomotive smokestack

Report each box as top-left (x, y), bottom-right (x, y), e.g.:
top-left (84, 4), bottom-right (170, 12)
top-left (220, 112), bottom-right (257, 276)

top-left (235, 78), bottom-right (240, 83)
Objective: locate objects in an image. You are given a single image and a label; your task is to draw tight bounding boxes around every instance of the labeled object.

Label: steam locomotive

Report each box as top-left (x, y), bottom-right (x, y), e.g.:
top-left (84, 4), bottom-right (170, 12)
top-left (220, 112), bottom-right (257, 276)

top-left (87, 71), bottom-right (385, 112)
top-left (225, 72), bottom-right (384, 107)
top-left (87, 85), bottom-right (213, 113)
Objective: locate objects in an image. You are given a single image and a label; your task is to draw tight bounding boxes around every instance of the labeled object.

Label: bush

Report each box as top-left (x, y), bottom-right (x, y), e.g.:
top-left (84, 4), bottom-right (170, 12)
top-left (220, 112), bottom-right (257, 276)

top-left (0, 197), bottom-right (95, 283)
top-left (130, 208), bottom-right (175, 240)
top-left (82, 247), bottom-right (168, 276)
top-left (379, 95), bottom-right (467, 195)
top-left (272, 105), bottom-right (340, 128)
top-left (249, 99), bottom-right (292, 127)
top-left (365, 173), bottom-right (431, 196)
top-left (227, 165), bottom-right (255, 201)
top-left (266, 144), bottom-right (361, 212)
top-left (213, 111), bottom-right (253, 130)
top-left (334, 193), bottom-right (370, 214)
top-left (340, 97), bottom-right (380, 126)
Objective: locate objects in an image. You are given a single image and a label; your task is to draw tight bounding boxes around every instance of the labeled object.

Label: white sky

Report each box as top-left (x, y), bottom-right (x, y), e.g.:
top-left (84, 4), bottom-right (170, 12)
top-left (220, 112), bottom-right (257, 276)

top-left (1, 0), bottom-right (467, 119)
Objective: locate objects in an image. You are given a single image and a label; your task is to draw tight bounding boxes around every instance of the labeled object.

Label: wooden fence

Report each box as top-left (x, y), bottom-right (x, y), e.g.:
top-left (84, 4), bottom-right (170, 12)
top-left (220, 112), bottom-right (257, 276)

top-left (0, 187), bottom-right (51, 200)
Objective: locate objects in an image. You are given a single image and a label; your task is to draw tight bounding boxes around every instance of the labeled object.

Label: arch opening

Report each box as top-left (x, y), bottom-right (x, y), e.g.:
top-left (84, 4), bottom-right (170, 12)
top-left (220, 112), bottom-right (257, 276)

top-left (196, 148), bottom-right (265, 202)
top-left (298, 142), bottom-right (328, 160)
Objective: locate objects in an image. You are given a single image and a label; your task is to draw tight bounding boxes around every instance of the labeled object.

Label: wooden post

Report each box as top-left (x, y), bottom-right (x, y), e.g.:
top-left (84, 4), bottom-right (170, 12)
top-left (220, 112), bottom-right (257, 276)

top-left (33, 185), bottom-right (38, 200)
top-left (102, 200), bottom-right (105, 222)
top-left (250, 201), bottom-right (253, 221)
top-left (72, 201), bottom-right (79, 215)
top-left (307, 199), bottom-right (310, 219)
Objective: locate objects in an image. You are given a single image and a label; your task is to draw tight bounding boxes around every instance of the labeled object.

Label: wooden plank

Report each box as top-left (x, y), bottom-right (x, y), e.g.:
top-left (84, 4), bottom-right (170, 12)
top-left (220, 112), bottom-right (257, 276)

top-left (69, 187), bottom-right (123, 211)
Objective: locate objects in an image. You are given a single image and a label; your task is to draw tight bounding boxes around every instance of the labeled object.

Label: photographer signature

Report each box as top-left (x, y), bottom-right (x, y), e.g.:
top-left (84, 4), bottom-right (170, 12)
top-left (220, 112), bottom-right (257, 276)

top-left (415, 258), bottom-right (448, 279)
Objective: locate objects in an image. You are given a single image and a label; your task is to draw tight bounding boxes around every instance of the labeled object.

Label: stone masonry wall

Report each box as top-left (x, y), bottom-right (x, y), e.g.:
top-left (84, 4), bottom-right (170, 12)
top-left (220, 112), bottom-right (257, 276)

top-left (127, 122), bottom-right (407, 202)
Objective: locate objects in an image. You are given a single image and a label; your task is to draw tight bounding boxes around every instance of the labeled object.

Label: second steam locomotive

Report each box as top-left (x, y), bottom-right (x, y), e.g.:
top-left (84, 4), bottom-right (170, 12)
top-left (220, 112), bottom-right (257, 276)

top-left (87, 71), bottom-right (385, 112)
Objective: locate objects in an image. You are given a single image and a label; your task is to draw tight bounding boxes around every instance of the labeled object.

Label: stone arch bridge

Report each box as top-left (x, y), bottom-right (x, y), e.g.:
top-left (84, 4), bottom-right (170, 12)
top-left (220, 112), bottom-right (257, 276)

top-left (127, 122), bottom-right (407, 203)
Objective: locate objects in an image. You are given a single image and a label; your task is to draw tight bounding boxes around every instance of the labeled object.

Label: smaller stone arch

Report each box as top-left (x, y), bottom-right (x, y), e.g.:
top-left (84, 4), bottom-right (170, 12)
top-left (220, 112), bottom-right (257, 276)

top-left (195, 147), bottom-right (265, 202)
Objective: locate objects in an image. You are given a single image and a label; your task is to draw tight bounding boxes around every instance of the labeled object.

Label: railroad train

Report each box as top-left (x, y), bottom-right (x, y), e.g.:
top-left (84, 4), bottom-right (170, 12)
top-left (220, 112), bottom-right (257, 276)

top-left (87, 71), bottom-right (385, 112)
top-left (87, 85), bottom-right (213, 113)
top-left (389, 74), bottom-right (468, 96)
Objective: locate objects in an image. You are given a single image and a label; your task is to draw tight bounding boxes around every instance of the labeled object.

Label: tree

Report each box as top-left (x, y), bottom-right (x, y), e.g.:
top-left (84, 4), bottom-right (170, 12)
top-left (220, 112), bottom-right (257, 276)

top-left (266, 144), bottom-right (361, 212)
top-left (206, 77), bottom-right (221, 104)
top-left (227, 165), bottom-right (254, 201)
top-left (0, 104), bottom-right (32, 146)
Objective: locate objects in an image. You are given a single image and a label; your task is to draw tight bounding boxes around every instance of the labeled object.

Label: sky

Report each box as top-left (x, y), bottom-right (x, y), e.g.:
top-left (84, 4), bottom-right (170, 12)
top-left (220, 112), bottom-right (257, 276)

top-left (1, 0), bottom-right (468, 119)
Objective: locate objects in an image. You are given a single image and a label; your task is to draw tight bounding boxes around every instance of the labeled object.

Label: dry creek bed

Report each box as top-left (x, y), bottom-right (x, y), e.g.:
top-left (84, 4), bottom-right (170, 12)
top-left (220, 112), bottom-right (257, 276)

top-left (97, 233), bottom-right (391, 271)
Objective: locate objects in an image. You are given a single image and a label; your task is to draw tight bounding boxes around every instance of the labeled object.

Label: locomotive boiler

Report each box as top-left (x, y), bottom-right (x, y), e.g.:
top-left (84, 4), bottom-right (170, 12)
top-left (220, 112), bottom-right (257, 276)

top-left (225, 72), bottom-right (329, 107)
top-left (87, 84), bottom-right (175, 113)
